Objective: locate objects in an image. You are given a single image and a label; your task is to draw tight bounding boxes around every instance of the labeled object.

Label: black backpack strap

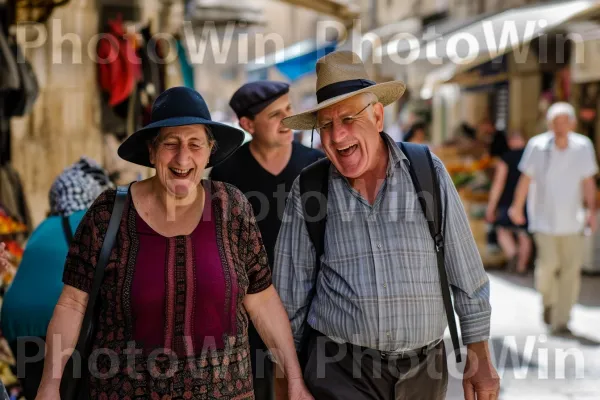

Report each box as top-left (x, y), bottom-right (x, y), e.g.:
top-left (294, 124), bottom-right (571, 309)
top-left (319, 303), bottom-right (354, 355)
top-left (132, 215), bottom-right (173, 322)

top-left (299, 158), bottom-right (331, 266)
top-left (297, 157), bottom-right (330, 367)
top-left (400, 142), bottom-right (462, 363)
top-left (62, 215), bottom-right (74, 245)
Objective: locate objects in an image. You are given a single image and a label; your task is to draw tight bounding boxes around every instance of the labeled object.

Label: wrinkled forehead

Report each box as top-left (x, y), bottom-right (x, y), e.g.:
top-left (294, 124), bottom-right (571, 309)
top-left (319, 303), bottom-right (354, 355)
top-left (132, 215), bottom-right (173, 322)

top-left (158, 124), bottom-right (209, 140)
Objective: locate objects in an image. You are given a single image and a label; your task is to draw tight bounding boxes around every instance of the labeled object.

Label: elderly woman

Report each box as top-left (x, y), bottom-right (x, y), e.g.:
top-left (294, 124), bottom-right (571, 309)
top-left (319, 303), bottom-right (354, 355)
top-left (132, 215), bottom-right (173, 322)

top-left (33, 87), bottom-right (311, 400)
top-left (1, 158), bottom-right (112, 400)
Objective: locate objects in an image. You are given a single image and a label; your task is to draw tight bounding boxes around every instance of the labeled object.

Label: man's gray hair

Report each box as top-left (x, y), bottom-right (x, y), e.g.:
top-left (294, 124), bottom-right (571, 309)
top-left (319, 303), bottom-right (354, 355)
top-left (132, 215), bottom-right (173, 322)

top-left (546, 102), bottom-right (576, 122)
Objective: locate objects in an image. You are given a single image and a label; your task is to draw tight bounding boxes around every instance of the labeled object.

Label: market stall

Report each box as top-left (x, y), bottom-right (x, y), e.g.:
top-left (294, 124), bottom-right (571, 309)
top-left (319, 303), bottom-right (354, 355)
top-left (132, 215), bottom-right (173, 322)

top-left (0, 205), bottom-right (26, 398)
top-left (432, 145), bottom-right (507, 269)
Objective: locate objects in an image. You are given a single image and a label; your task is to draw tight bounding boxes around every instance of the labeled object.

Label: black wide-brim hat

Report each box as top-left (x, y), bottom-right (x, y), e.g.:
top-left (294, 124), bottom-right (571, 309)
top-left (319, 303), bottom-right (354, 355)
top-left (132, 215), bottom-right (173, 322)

top-left (118, 86), bottom-right (245, 168)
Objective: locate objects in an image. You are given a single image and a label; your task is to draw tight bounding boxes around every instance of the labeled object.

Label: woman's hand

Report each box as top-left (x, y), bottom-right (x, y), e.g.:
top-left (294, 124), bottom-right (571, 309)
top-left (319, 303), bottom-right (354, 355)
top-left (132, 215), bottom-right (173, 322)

top-left (508, 206), bottom-right (526, 226)
top-left (288, 377), bottom-right (314, 400)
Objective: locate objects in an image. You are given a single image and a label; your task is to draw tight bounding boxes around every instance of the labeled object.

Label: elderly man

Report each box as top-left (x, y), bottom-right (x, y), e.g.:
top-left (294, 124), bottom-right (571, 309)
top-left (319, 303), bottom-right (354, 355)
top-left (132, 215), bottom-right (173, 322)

top-left (273, 50), bottom-right (499, 399)
top-left (510, 102), bottom-right (598, 335)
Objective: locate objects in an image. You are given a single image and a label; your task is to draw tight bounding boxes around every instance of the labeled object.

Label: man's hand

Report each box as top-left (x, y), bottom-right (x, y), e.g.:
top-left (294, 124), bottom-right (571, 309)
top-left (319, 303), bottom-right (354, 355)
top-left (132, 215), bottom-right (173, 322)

top-left (287, 377), bottom-right (314, 400)
top-left (463, 342), bottom-right (500, 400)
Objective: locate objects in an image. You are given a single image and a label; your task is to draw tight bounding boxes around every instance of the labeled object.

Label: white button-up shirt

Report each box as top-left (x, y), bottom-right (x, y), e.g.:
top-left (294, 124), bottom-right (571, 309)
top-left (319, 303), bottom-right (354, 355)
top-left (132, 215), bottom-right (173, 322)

top-left (519, 131), bottom-right (598, 235)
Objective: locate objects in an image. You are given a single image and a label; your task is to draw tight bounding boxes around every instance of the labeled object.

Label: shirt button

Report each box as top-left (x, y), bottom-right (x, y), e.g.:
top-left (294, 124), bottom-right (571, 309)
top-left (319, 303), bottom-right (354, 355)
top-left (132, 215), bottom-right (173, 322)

top-left (377, 243), bottom-right (382, 249)
top-left (383, 283), bottom-right (387, 288)
top-left (387, 332), bottom-right (391, 337)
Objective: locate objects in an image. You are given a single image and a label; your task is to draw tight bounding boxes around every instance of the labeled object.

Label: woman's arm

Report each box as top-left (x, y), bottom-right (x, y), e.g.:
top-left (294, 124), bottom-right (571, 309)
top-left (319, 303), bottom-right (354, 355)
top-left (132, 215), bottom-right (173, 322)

top-left (244, 286), bottom-right (312, 399)
top-left (36, 285), bottom-right (88, 397)
top-left (485, 160), bottom-right (508, 222)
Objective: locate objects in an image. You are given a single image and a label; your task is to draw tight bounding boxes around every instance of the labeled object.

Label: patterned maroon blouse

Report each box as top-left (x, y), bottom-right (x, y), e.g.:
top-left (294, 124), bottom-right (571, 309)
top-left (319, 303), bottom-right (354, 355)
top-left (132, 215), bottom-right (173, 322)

top-left (63, 181), bottom-right (272, 399)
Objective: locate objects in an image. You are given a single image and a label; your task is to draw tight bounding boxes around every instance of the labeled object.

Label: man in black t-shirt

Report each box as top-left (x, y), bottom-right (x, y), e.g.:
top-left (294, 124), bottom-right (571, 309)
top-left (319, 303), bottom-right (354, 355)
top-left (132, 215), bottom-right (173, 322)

top-left (210, 81), bottom-right (322, 399)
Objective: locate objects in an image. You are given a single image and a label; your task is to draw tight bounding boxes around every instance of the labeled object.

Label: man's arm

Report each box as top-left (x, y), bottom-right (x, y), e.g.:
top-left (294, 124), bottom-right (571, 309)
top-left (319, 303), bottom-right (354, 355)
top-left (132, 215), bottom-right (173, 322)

top-left (583, 176), bottom-right (597, 216)
top-left (433, 155), bottom-right (491, 344)
top-left (432, 155), bottom-right (500, 398)
top-left (272, 178), bottom-right (318, 350)
top-left (581, 139), bottom-right (599, 232)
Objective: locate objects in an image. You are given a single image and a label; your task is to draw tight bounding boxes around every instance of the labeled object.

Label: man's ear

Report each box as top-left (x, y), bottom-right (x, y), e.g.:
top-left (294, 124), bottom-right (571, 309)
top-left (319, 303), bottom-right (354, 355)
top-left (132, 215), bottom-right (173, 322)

top-left (373, 102), bottom-right (385, 132)
top-left (239, 117), bottom-right (255, 135)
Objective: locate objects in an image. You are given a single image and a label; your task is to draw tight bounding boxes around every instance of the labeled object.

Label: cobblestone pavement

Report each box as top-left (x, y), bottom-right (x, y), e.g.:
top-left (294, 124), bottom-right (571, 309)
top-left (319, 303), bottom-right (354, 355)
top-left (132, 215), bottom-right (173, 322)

top-left (445, 270), bottom-right (600, 400)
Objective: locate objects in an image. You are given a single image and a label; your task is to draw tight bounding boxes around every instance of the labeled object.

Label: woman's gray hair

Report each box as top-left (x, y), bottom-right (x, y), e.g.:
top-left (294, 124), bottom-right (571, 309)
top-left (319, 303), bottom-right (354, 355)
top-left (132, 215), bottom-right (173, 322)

top-left (546, 102), bottom-right (576, 122)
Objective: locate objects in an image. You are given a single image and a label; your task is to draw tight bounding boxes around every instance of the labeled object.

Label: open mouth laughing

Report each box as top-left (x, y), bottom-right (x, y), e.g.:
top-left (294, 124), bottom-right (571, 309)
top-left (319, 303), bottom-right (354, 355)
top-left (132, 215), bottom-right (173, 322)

top-left (336, 143), bottom-right (358, 156)
top-left (170, 167), bottom-right (193, 178)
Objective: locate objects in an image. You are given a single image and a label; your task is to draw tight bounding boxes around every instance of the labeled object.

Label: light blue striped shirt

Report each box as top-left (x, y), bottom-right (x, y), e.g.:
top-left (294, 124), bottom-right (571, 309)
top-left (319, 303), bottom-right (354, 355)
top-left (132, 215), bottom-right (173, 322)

top-left (273, 133), bottom-right (491, 352)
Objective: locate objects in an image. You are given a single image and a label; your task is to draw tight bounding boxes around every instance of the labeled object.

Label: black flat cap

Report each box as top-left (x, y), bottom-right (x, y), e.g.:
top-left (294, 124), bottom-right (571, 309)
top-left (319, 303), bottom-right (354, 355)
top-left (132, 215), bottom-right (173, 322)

top-left (229, 80), bottom-right (290, 119)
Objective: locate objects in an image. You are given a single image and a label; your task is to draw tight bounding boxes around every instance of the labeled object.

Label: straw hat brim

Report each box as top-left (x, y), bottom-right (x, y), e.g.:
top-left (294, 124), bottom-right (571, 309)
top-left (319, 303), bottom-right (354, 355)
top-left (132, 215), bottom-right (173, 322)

top-left (282, 81), bottom-right (406, 131)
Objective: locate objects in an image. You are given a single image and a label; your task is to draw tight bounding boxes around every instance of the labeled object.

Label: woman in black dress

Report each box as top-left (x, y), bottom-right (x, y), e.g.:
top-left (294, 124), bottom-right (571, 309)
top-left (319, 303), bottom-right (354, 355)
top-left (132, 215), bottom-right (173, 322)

top-left (486, 132), bottom-right (532, 274)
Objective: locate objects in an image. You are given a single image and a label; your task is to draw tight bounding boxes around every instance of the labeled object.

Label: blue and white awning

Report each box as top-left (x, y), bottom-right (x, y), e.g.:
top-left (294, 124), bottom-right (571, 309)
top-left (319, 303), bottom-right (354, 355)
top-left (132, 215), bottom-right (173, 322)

top-left (246, 39), bottom-right (337, 82)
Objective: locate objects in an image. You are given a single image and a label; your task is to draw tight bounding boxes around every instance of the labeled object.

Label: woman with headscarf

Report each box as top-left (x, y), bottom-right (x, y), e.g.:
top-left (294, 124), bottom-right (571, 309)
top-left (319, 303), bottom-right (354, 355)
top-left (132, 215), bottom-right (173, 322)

top-left (0, 157), bottom-right (113, 400)
top-left (32, 87), bottom-right (311, 400)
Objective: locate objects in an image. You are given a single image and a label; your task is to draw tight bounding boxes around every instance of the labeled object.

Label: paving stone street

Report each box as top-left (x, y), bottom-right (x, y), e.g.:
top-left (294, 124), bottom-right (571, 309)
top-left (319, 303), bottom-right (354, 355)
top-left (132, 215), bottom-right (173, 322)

top-left (445, 270), bottom-right (600, 400)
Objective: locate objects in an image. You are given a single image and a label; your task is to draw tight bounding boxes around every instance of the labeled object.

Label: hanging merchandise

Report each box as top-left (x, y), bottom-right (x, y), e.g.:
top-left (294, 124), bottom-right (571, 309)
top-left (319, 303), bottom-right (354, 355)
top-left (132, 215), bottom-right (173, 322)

top-left (0, 165), bottom-right (32, 235)
top-left (176, 39), bottom-right (194, 89)
top-left (4, 38), bottom-right (39, 117)
top-left (0, 22), bottom-right (19, 92)
top-left (97, 14), bottom-right (141, 112)
top-left (11, 0), bottom-right (70, 24)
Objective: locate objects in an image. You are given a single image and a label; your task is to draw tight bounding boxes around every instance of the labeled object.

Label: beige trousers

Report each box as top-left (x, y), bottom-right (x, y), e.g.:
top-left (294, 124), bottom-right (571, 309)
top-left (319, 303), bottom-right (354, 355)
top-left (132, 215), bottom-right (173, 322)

top-left (533, 233), bottom-right (585, 329)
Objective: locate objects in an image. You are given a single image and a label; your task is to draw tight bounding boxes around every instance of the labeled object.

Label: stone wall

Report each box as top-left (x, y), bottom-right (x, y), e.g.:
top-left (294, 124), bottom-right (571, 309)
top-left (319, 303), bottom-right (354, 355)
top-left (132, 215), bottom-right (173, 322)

top-left (10, 0), bottom-right (104, 227)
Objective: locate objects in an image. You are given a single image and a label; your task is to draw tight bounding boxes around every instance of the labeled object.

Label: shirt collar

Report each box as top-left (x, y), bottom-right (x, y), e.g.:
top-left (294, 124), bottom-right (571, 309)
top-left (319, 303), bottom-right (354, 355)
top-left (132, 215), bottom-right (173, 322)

top-left (330, 131), bottom-right (409, 179)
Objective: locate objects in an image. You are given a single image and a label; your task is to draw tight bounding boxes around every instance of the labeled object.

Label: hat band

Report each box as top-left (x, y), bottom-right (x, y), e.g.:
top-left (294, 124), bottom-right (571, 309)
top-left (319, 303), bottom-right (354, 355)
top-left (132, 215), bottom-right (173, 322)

top-left (316, 79), bottom-right (376, 103)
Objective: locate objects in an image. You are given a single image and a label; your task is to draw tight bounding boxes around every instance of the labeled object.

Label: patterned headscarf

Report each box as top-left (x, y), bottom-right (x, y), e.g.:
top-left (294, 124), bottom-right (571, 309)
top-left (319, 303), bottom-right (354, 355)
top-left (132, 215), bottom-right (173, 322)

top-left (49, 157), bottom-right (114, 216)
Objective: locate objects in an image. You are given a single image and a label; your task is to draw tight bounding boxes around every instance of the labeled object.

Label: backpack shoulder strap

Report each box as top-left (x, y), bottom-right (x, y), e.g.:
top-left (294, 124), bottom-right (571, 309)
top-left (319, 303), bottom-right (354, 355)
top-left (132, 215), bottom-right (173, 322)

top-left (299, 158), bottom-right (331, 265)
top-left (297, 158), bottom-right (330, 367)
top-left (399, 142), bottom-right (462, 363)
top-left (399, 142), bottom-right (442, 244)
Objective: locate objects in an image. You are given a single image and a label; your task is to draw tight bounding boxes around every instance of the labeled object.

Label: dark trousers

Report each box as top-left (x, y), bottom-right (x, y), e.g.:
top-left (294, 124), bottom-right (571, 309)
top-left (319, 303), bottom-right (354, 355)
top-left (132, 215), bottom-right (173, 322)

top-left (248, 322), bottom-right (274, 400)
top-left (9, 337), bottom-right (46, 400)
top-left (303, 332), bottom-right (448, 400)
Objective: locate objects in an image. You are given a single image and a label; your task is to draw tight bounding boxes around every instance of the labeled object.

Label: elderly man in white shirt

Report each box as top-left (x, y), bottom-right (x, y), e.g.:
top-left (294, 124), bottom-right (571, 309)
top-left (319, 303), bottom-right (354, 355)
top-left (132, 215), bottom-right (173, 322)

top-left (509, 102), bottom-right (598, 335)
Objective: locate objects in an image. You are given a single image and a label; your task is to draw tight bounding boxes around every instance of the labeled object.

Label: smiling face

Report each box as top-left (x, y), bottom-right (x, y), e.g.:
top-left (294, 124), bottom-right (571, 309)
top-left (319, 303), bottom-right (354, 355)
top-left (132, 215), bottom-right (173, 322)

top-left (316, 93), bottom-right (385, 179)
top-left (240, 94), bottom-right (294, 148)
top-left (149, 125), bottom-right (214, 198)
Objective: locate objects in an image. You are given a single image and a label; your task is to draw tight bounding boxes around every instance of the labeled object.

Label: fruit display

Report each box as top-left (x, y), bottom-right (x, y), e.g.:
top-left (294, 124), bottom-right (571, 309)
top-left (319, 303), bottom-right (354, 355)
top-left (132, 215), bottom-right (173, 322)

top-left (0, 207), bottom-right (28, 398)
top-left (0, 212), bottom-right (26, 236)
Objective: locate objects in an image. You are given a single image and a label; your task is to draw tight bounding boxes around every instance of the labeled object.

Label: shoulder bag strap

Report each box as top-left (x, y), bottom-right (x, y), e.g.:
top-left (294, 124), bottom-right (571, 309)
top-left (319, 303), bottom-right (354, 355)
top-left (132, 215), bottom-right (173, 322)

top-left (400, 142), bottom-right (462, 363)
top-left (74, 185), bottom-right (129, 355)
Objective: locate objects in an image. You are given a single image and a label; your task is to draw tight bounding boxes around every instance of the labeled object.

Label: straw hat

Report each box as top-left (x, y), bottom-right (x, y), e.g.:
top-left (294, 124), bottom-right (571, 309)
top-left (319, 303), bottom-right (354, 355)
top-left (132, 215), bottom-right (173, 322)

top-left (282, 51), bottom-right (406, 130)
